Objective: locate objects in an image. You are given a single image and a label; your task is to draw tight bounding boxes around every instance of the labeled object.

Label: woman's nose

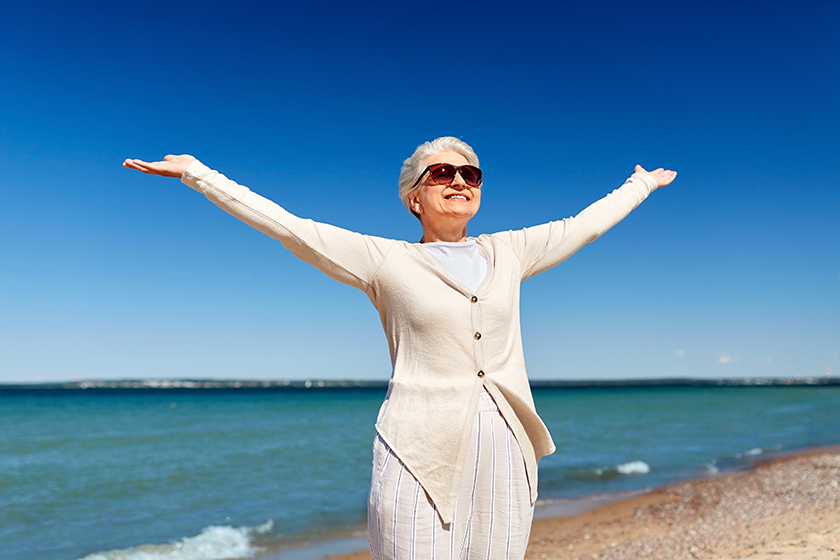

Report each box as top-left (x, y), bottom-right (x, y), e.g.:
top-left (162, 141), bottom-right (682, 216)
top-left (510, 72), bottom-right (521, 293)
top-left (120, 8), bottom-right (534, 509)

top-left (450, 172), bottom-right (467, 187)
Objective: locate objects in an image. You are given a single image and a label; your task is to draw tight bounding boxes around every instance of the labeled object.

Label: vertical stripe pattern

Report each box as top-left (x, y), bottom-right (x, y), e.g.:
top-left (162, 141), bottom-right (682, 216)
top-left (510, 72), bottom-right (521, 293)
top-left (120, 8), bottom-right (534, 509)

top-left (368, 389), bottom-right (534, 560)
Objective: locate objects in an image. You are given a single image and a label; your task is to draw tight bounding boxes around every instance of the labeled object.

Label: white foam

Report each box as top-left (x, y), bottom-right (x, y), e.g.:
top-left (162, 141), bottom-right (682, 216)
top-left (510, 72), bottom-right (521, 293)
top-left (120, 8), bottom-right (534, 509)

top-left (745, 448), bottom-right (763, 456)
top-left (78, 520), bottom-right (273, 560)
top-left (615, 461), bottom-right (651, 475)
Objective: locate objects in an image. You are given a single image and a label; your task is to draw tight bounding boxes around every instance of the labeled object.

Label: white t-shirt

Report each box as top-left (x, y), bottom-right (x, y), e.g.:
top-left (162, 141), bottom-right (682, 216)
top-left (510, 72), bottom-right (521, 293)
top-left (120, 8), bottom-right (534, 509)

top-left (422, 240), bottom-right (488, 293)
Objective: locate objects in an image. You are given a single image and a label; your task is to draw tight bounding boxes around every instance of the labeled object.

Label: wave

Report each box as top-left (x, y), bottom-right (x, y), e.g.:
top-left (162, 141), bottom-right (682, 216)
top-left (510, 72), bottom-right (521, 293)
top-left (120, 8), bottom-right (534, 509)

top-left (591, 460), bottom-right (651, 478)
top-left (735, 447), bottom-right (763, 458)
top-left (706, 445), bottom-right (782, 474)
top-left (77, 520), bottom-right (274, 560)
top-left (615, 460), bottom-right (651, 475)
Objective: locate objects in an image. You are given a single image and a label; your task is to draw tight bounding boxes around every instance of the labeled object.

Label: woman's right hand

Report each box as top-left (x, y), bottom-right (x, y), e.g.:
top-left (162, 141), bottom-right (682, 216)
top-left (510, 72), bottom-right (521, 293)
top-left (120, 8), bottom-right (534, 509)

top-left (123, 154), bottom-right (196, 178)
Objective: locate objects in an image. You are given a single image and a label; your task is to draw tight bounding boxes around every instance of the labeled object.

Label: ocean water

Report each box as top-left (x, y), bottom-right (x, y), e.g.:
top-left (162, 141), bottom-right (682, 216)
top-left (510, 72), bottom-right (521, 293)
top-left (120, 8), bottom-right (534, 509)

top-left (2, 385), bottom-right (839, 560)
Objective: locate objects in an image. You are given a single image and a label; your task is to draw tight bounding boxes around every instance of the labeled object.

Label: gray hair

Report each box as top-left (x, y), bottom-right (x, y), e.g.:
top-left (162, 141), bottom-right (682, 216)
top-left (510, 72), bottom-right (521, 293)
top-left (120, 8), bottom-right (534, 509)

top-left (398, 137), bottom-right (480, 219)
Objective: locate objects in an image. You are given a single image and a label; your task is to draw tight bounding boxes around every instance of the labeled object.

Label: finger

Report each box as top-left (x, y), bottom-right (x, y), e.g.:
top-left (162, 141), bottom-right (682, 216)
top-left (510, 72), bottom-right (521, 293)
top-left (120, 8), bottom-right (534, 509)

top-left (660, 171), bottom-right (678, 187)
top-left (635, 164), bottom-right (646, 174)
top-left (127, 159), bottom-right (166, 175)
top-left (131, 160), bottom-right (156, 173)
top-left (123, 159), bottom-right (148, 171)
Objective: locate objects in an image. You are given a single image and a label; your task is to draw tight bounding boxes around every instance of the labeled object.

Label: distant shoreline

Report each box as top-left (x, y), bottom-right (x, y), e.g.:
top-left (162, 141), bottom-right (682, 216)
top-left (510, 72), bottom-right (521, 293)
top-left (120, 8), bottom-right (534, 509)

top-left (2, 376), bottom-right (837, 391)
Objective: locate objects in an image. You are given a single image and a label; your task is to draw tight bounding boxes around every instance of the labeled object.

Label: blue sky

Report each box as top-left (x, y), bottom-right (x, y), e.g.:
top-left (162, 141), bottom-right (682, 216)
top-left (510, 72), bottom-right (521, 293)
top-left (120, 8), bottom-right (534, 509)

top-left (1, 0), bottom-right (837, 382)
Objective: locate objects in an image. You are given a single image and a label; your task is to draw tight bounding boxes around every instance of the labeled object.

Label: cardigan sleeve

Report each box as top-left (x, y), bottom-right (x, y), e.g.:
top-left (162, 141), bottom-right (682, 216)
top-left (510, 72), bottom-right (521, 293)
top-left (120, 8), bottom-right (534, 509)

top-left (491, 172), bottom-right (659, 280)
top-left (181, 160), bottom-right (394, 292)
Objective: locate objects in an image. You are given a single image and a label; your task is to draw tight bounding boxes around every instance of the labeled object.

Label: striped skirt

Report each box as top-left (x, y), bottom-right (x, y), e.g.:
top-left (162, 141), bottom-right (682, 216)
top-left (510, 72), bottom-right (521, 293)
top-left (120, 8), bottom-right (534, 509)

top-left (368, 389), bottom-right (534, 560)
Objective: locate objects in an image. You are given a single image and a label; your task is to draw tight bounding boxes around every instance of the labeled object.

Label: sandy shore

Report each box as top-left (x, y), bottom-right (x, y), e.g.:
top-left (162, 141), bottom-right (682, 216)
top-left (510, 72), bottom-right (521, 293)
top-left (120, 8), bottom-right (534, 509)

top-left (325, 447), bottom-right (840, 560)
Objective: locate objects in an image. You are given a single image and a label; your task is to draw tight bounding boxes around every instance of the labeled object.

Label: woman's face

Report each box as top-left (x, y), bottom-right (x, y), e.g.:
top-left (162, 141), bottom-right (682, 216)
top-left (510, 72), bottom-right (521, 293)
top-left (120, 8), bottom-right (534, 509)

top-left (411, 151), bottom-right (481, 227)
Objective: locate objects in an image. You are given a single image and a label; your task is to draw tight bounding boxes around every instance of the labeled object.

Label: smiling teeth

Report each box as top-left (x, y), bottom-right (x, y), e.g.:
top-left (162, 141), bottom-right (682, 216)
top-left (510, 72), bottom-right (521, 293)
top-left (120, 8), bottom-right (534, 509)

top-left (448, 195), bottom-right (467, 200)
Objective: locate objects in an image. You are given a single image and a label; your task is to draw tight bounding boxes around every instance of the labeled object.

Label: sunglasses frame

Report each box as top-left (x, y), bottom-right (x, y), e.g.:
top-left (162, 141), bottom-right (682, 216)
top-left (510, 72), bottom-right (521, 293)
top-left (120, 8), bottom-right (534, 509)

top-left (410, 163), bottom-right (483, 190)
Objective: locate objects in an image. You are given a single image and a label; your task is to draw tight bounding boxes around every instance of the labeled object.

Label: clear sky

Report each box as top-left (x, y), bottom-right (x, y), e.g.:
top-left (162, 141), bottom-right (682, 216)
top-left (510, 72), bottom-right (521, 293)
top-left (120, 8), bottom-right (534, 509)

top-left (1, 0), bottom-right (837, 383)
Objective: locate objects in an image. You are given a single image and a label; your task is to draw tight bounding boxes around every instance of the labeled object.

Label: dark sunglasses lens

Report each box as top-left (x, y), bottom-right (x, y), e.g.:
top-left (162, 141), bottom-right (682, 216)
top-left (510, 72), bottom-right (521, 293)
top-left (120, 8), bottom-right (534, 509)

top-left (429, 164), bottom-right (456, 183)
top-left (460, 166), bottom-right (482, 187)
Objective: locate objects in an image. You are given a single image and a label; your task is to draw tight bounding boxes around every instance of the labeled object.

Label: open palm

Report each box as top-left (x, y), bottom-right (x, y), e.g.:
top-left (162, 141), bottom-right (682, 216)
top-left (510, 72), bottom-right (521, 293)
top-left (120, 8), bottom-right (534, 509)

top-left (123, 154), bottom-right (196, 178)
top-left (635, 165), bottom-right (677, 188)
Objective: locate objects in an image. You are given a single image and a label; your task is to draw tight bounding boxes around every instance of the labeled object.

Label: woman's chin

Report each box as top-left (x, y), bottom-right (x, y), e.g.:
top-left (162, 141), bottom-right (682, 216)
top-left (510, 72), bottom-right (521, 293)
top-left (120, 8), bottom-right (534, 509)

top-left (446, 205), bottom-right (479, 220)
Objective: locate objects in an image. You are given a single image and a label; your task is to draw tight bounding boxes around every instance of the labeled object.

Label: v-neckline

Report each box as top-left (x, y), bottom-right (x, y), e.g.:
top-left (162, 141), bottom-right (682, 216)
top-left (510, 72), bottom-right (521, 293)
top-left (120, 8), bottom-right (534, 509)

top-left (414, 237), bottom-right (495, 297)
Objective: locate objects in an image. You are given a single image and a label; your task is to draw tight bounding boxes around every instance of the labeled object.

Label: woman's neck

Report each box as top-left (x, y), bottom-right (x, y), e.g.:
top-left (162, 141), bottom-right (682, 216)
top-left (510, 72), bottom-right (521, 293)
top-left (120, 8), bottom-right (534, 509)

top-left (420, 223), bottom-right (469, 243)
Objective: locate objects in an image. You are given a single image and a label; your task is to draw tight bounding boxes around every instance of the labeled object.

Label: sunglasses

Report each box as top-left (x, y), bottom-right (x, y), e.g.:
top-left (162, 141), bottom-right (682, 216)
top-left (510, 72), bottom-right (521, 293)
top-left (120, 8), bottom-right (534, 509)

top-left (410, 163), bottom-right (483, 190)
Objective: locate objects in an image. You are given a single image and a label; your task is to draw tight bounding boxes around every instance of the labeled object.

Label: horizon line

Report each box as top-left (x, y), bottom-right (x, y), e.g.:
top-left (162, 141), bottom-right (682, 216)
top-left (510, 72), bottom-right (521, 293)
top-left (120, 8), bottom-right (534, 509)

top-left (2, 376), bottom-right (837, 391)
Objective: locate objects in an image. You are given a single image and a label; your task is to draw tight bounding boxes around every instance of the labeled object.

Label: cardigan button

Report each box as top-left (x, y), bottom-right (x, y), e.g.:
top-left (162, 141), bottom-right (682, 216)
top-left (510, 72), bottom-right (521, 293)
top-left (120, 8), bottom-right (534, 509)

top-left (477, 370), bottom-right (485, 378)
top-left (474, 332), bottom-right (481, 340)
top-left (471, 296), bottom-right (478, 303)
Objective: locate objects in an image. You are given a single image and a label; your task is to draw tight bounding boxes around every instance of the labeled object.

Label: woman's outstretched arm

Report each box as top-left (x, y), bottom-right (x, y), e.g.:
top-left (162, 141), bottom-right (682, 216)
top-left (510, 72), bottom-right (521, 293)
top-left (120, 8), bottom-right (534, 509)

top-left (123, 155), bottom-right (395, 292)
top-left (492, 164), bottom-right (677, 280)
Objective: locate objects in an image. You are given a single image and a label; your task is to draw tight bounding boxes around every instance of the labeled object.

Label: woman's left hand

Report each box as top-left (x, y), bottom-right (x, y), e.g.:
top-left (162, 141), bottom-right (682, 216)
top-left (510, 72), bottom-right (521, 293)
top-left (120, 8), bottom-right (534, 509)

top-left (635, 165), bottom-right (677, 188)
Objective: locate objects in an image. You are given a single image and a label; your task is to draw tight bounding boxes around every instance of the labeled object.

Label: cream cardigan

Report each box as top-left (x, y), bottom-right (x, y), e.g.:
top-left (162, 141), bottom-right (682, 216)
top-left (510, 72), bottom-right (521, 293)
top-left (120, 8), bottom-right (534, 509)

top-left (181, 161), bottom-right (659, 523)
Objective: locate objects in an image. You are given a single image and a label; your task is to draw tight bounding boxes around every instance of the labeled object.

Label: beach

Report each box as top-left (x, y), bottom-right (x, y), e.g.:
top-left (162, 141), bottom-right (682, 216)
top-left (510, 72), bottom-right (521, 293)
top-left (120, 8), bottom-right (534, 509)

top-left (325, 447), bottom-right (840, 560)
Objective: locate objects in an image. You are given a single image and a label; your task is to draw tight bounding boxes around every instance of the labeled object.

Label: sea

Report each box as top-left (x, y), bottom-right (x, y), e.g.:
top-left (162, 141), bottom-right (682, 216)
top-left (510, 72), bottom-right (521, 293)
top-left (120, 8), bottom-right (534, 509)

top-left (2, 381), bottom-right (839, 560)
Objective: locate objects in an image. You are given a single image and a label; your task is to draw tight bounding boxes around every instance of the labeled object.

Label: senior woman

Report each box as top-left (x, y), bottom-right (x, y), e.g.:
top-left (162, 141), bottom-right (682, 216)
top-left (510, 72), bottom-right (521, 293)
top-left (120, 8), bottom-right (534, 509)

top-left (124, 137), bottom-right (676, 559)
